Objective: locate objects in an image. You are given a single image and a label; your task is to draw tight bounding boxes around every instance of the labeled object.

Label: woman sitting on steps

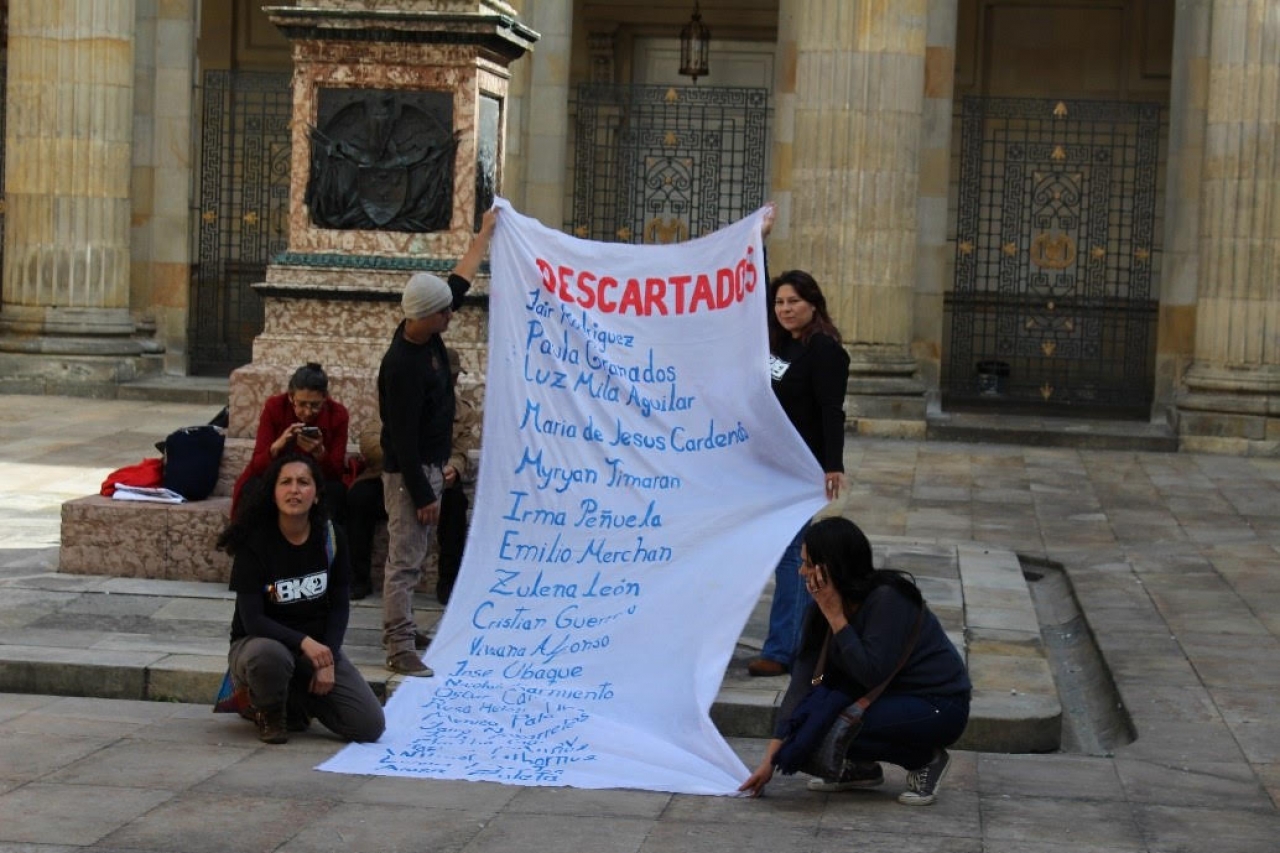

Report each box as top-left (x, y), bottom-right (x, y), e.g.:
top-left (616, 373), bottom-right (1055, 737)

top-left (217, 452), bottom-right (384, 745)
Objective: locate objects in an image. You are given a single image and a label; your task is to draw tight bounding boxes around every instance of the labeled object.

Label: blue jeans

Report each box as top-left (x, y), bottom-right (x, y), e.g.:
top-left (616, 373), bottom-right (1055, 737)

top-left (760, 525), bottom-right (808, 665)
top-left (844, 693), bottom-right (970, 771)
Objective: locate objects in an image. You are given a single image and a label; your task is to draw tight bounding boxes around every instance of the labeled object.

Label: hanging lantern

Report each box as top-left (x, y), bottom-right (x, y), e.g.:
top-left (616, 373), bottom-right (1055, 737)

top-left (679, 2), bottom-right (710, 82)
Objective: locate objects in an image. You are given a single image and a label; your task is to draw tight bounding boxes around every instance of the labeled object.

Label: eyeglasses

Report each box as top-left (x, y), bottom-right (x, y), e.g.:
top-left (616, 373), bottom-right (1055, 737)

top-left (292, 399), bottom-right (324, 411)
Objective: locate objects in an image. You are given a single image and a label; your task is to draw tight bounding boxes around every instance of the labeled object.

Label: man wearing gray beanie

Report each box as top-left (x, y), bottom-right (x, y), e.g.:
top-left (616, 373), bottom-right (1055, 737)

top-left (377, 208), bottom-right (498, 676)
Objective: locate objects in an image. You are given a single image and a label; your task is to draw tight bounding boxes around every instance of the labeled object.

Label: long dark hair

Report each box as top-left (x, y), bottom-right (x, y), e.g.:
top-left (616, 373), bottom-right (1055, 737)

top-left (217, 453), bottom-right (327, 556)
top-left (288, 362), bottom-right (329, 395)
top-left (767, 269), bottom-right (842, 354)
top-left (797, 517), bottom-right (923, 657)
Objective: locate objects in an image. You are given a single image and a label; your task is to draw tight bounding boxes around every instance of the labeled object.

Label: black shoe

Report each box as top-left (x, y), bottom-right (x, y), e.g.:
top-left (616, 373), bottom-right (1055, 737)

top-left (808, 761), bottom-right (884, 791)
top-left (253, 706), bottom-right (288, 744)
top-left (899, 749), bottom-right (951, 805)
top-left (350, 580), bottom-right (372, 600)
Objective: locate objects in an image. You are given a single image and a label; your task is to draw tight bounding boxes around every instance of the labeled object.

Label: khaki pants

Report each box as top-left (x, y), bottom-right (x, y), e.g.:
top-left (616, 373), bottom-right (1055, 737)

top-left (381, 465), bottom-right (444, 655)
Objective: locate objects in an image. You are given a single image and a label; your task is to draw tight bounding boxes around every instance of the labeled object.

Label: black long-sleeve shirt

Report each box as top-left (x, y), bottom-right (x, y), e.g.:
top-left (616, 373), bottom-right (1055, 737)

top-left (229, 522), bottom-right (350, 654)
top-left (377, 272), bottom-right (471, 508)
top-left (771, 332), bottom-right (849, 472)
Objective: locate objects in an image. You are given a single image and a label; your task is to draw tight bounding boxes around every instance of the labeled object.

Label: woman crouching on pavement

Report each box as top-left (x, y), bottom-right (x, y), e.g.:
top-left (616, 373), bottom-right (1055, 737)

top-left (740, 517), bottom-right (970, 805)
top-left (217, 453), bottom-right (384, 745)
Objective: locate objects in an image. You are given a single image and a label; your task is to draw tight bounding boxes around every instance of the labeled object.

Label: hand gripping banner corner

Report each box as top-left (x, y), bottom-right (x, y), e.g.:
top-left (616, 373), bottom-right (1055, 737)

top-left (320, 199), bottom-right (828, 794)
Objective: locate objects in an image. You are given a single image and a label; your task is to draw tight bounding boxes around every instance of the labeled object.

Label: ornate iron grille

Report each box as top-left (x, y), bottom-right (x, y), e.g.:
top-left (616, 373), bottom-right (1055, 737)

top-left (190, 70), bottom-right (292, 375)
top-left (570, 84), bottom-right (769, 243)
top-left (945, 97), bottom-right (1160, 415)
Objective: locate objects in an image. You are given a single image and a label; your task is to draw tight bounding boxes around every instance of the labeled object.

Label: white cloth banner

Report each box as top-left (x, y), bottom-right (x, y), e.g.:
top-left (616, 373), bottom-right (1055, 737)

top-left (320, 199), bottom-right (827, 794)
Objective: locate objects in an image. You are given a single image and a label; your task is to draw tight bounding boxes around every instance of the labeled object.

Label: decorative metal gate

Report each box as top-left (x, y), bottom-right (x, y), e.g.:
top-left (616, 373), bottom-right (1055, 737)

top-left (570, 84), bottom-right (769, 243)
top-left (190, 70), bottom-right (292, 375)
top-left (945, 97), bottom-right (1161, 415)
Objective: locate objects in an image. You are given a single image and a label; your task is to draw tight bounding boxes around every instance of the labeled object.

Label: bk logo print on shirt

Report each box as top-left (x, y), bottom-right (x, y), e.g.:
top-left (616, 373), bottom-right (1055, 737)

top-left (268, 571), bottom-right (328, 603)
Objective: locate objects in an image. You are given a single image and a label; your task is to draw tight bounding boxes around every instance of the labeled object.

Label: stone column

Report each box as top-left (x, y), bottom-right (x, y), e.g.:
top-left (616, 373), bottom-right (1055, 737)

top-left (914, 0), bottom-right (960, 393)
top-left (520, 0), bottom-right (572, 229)
top-left (131, 0), bottom-right (198, 374)
top-left (1156, 0), bottom-right (1211, 421)
top-left (1177, 0), bottom-right (1280, 452)
top-left (0, 0), bottom-right (149, 384)
top-left (778, 0), bottom-right (928, 429)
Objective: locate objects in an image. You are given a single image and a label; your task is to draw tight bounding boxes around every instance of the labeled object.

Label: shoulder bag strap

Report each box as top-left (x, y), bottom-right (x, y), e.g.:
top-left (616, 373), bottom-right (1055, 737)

top-left (810, 631), bottom-right (832, 686)
top-left (850, 606), bottom-right (926, 713)
top-left (323, 520), bottom-right (337, 568)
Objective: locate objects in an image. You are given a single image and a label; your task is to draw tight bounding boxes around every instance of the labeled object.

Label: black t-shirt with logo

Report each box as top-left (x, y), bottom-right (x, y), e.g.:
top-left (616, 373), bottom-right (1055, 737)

top-left (229, 522), bottom-right (350, 651)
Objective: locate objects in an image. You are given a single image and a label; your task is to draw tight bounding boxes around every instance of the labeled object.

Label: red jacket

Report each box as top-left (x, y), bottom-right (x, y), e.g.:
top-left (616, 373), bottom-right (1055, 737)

top-left (231, 393), bottom-right (349, 512)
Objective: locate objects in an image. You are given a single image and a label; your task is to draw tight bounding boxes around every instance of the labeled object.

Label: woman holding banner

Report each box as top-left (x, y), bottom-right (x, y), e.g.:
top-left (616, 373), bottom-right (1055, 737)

top-left (748, 270), bottom-right (850, 678)
top-left (218, 453), bottom-right (384, 745)
top-left (739, 517), bottom-right (970, 805)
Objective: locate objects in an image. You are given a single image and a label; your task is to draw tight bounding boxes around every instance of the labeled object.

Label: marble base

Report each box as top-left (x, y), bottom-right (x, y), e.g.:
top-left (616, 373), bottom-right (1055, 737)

top-left (844, 344), bottom-right (928, 423)
top-left (0, 350), bottom-right (163, 385)
top-left (231, 270), bottom-right (491, 440)
top-left (229, 362), bottom-right (487, 444)
top-left (0, 305), bottom-right (137, 339)
top-left (59, 495), bottom-right (232, 582)
top-left (1174, 365), bottom-right (1280, 455)
top-left (229, 362), bottom-right (380, 442)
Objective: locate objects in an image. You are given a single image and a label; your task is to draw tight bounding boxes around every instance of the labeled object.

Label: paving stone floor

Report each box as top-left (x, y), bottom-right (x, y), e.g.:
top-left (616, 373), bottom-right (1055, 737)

top-left (0, 395), bottom-right (1279, 851)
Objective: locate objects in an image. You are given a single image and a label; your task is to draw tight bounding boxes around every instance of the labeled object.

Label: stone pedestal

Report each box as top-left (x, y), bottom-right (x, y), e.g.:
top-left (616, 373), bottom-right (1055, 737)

top-left (0, 0), bottom-right (161, 387)
top-left (229, 2), bottom-right (536, 440)
top-left (774, 0), bottom-right (928, 433)
top-left (845, 345), bottom-right (928, 433)
top-left (1175, 0), bottom-right (1280, 454)
top-left (1178, 366), bottom-right (1280, 454)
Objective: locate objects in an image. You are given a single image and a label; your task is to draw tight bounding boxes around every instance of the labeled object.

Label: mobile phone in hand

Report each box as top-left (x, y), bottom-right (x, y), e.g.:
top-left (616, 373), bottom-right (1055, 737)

top-left (299, 425), bottom-right (322, 438)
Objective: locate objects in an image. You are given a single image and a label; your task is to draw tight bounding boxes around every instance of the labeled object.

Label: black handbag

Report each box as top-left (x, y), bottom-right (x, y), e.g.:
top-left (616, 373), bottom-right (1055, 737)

top-left (159, 425), bottom-right (226, 501)
top-left (775, 609), bottom-right (924, 779)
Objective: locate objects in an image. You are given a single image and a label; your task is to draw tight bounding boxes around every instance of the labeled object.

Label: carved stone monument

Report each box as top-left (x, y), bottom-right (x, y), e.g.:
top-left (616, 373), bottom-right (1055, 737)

top-left (228, 1), bottom-right (536, 443)
top-left (58, 2), bottom-right (536, 587)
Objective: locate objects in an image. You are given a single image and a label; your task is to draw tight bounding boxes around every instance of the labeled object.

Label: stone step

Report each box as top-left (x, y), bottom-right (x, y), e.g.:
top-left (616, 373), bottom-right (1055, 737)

top-left (925, 410), bottom-right (1178, 452)
top-left (18, 535), bottom-right (1063, 752)
top-left (116, 375), bottom-right (230, 406)
top-left (0, 542), bottom-right (1061, 752)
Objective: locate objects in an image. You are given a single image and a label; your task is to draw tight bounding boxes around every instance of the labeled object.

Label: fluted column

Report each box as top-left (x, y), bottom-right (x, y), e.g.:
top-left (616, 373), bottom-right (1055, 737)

top-left (0, 0), bottom-right (139, 357)
top-left (1177, 0), bottom-right (1280, 451)
top-left (778, 0), bottom-right (928, 425)
top-left (1157, 0), bottom-right (1211, 418)
top-left (521, 0), bottom-right (571, 229)
top-left (914, 0), bottom-right (960, 391)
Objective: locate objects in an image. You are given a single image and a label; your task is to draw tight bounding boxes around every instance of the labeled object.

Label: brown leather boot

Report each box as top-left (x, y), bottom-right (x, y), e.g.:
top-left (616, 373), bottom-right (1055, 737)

top-left (253, 705), bottom-right (288, 744)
